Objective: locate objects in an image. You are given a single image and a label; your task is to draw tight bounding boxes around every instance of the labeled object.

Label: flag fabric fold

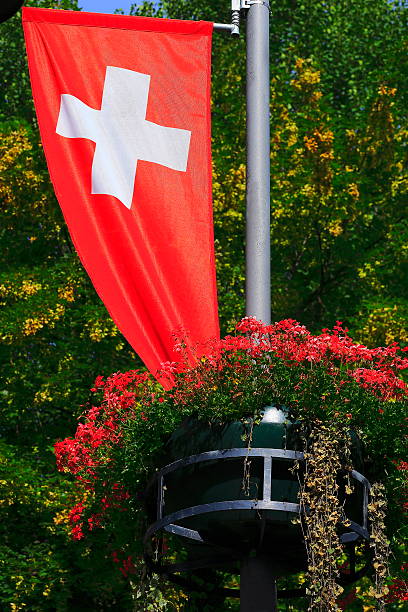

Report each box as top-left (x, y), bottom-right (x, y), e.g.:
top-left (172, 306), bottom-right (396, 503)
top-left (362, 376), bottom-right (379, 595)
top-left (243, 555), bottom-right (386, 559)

top-left (23, 8), bottom-right (219, 380)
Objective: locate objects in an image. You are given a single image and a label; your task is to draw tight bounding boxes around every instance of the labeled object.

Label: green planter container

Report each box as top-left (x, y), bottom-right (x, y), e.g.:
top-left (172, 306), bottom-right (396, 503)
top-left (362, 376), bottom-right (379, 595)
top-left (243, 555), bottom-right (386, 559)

top-left (148, 406), bottom-right (307, 574)
top-left (145, 407), bottom-right (370, 583)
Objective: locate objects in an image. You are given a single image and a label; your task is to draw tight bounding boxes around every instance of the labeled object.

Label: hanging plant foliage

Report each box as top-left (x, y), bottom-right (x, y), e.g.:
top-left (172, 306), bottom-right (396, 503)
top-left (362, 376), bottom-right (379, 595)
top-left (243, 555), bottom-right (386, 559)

top-left (55, 318), bottom-right (408, 608)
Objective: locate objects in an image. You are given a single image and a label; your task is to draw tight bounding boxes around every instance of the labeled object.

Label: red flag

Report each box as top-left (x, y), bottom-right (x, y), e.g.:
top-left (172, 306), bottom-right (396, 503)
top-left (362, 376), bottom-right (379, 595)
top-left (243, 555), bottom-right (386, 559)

top-left (23, 8), bottom-right (219, 381)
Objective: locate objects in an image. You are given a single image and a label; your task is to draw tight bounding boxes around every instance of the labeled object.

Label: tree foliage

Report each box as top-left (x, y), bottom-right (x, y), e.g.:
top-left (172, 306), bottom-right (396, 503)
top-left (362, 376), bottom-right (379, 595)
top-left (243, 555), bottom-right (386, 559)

top-left (1, 0), bottom-right (407, 609)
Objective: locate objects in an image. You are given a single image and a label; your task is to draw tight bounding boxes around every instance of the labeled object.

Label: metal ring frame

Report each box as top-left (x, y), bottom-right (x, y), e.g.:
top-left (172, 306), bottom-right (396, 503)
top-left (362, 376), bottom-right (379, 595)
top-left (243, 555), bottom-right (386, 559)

top-left (144, 447), bottom-right (372, 597)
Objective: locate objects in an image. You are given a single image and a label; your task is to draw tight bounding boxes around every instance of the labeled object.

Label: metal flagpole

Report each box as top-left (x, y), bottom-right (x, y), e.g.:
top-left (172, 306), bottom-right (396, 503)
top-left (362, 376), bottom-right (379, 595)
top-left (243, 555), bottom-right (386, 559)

top-left (243, 5), bottom-right (275, 599)
top-left (217, 3), bottom-right (275, 606)
top-left (219, 3), bottom-right (276, 611)
top-left (242, 3), bottom-right (275, 606)
top-left (215, 1), bottom-right (271, 326)
top-left (245, 0), bottom-right (271, 325)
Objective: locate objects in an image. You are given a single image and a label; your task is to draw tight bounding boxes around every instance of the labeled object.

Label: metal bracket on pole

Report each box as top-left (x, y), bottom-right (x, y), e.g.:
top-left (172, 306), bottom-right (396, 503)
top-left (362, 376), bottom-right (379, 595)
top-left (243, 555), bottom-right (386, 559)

top-left (213, 0), bottom-right (240, 36)
top-left (214, 0), bottom-right (269, 37)
top-left (240, 0), bottom-right (270, 8)
top-left (230, 0), bottom-right (242, 36)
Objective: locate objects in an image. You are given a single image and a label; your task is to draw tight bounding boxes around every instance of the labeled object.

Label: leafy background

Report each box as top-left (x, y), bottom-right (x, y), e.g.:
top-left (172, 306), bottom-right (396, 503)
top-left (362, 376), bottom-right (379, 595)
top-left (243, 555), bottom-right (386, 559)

top-left (0, 0), bottom-right (407, 609)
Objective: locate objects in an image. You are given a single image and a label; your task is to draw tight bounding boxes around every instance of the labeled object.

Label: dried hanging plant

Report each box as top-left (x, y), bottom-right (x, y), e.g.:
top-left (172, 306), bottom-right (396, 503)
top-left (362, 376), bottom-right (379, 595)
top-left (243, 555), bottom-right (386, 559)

top-left (367, 482), bottom-right (390, 610)
top-left (298, 421), bottom-right (348, 611)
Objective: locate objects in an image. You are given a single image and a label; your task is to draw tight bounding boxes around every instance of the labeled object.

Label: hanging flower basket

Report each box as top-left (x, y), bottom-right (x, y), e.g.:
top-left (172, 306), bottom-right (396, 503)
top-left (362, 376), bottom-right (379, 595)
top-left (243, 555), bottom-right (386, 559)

top-left (144, 407), bottom-right (307, 575)
top-left (55, 318), bottom-right (408, 609)
top-left (143, 406), bottom-right (372, 599)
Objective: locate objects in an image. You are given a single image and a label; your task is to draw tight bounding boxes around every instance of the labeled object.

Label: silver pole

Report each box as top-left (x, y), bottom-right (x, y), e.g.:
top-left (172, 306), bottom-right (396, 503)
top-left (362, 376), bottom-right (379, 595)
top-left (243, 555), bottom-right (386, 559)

top-left (245, 1), bottom-right (271, 324)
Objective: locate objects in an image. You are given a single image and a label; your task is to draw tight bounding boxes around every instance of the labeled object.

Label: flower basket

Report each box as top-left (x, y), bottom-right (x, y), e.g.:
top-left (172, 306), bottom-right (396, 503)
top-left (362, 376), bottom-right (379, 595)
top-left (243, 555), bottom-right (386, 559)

top-left (145, 406), bottom-right (306, 574)
top-left (55, 318), bottom-right (408, 610)
top-left (144, 406), bottom-right (371, 590)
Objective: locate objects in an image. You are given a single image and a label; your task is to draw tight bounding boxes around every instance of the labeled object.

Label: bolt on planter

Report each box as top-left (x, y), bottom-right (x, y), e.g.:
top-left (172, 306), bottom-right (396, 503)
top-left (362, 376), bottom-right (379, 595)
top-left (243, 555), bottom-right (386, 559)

top-left (144, 406), bottom-right (372, 603)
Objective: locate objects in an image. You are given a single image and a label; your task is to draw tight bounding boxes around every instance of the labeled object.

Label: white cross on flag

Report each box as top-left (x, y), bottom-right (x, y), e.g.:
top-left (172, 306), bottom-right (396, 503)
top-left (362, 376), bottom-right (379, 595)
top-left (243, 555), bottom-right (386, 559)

top-left (23, 8), bottom-right (218, 383)
top-left (56, 66), bottom-right (192, 209)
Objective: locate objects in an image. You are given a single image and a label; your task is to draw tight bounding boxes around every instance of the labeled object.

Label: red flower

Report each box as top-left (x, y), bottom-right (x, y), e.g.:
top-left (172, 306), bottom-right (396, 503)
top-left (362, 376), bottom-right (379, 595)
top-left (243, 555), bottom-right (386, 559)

top-left (71, 524), bottom-right (84, 540)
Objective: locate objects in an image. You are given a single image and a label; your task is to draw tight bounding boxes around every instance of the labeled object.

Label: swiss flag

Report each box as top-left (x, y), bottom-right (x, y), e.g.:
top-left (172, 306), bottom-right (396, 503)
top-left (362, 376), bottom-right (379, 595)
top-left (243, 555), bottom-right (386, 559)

top-left (23, 8), bottom-right (219, 382)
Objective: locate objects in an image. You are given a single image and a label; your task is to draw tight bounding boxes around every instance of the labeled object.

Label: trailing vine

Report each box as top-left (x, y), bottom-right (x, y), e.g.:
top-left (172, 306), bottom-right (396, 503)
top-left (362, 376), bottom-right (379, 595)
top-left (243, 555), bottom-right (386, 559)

top-left (298, 421), bottom-right (348, 611)
top-left (367, 483), bottom-right (390, 610)
top-left (296, 422), bottom-right (393, 611)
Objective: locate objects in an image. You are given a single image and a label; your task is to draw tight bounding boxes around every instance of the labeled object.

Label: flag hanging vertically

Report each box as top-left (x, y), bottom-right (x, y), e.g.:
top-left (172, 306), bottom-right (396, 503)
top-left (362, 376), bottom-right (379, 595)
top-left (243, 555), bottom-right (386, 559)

top-left (23, 8), bottom-right (218, 380)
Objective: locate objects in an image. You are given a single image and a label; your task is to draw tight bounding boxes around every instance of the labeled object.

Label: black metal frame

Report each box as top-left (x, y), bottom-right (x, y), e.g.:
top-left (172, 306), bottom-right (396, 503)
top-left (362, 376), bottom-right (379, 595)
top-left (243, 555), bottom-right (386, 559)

top-left (144, 447), bottom-right (372, 597)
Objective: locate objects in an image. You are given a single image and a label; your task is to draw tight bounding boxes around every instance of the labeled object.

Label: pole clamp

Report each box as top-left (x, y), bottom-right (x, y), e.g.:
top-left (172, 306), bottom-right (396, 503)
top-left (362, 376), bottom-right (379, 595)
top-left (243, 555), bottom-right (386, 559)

top-left (221, 0), bottom-right (269, 37)
top-left (233, 0), bottom-right (270, 10)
